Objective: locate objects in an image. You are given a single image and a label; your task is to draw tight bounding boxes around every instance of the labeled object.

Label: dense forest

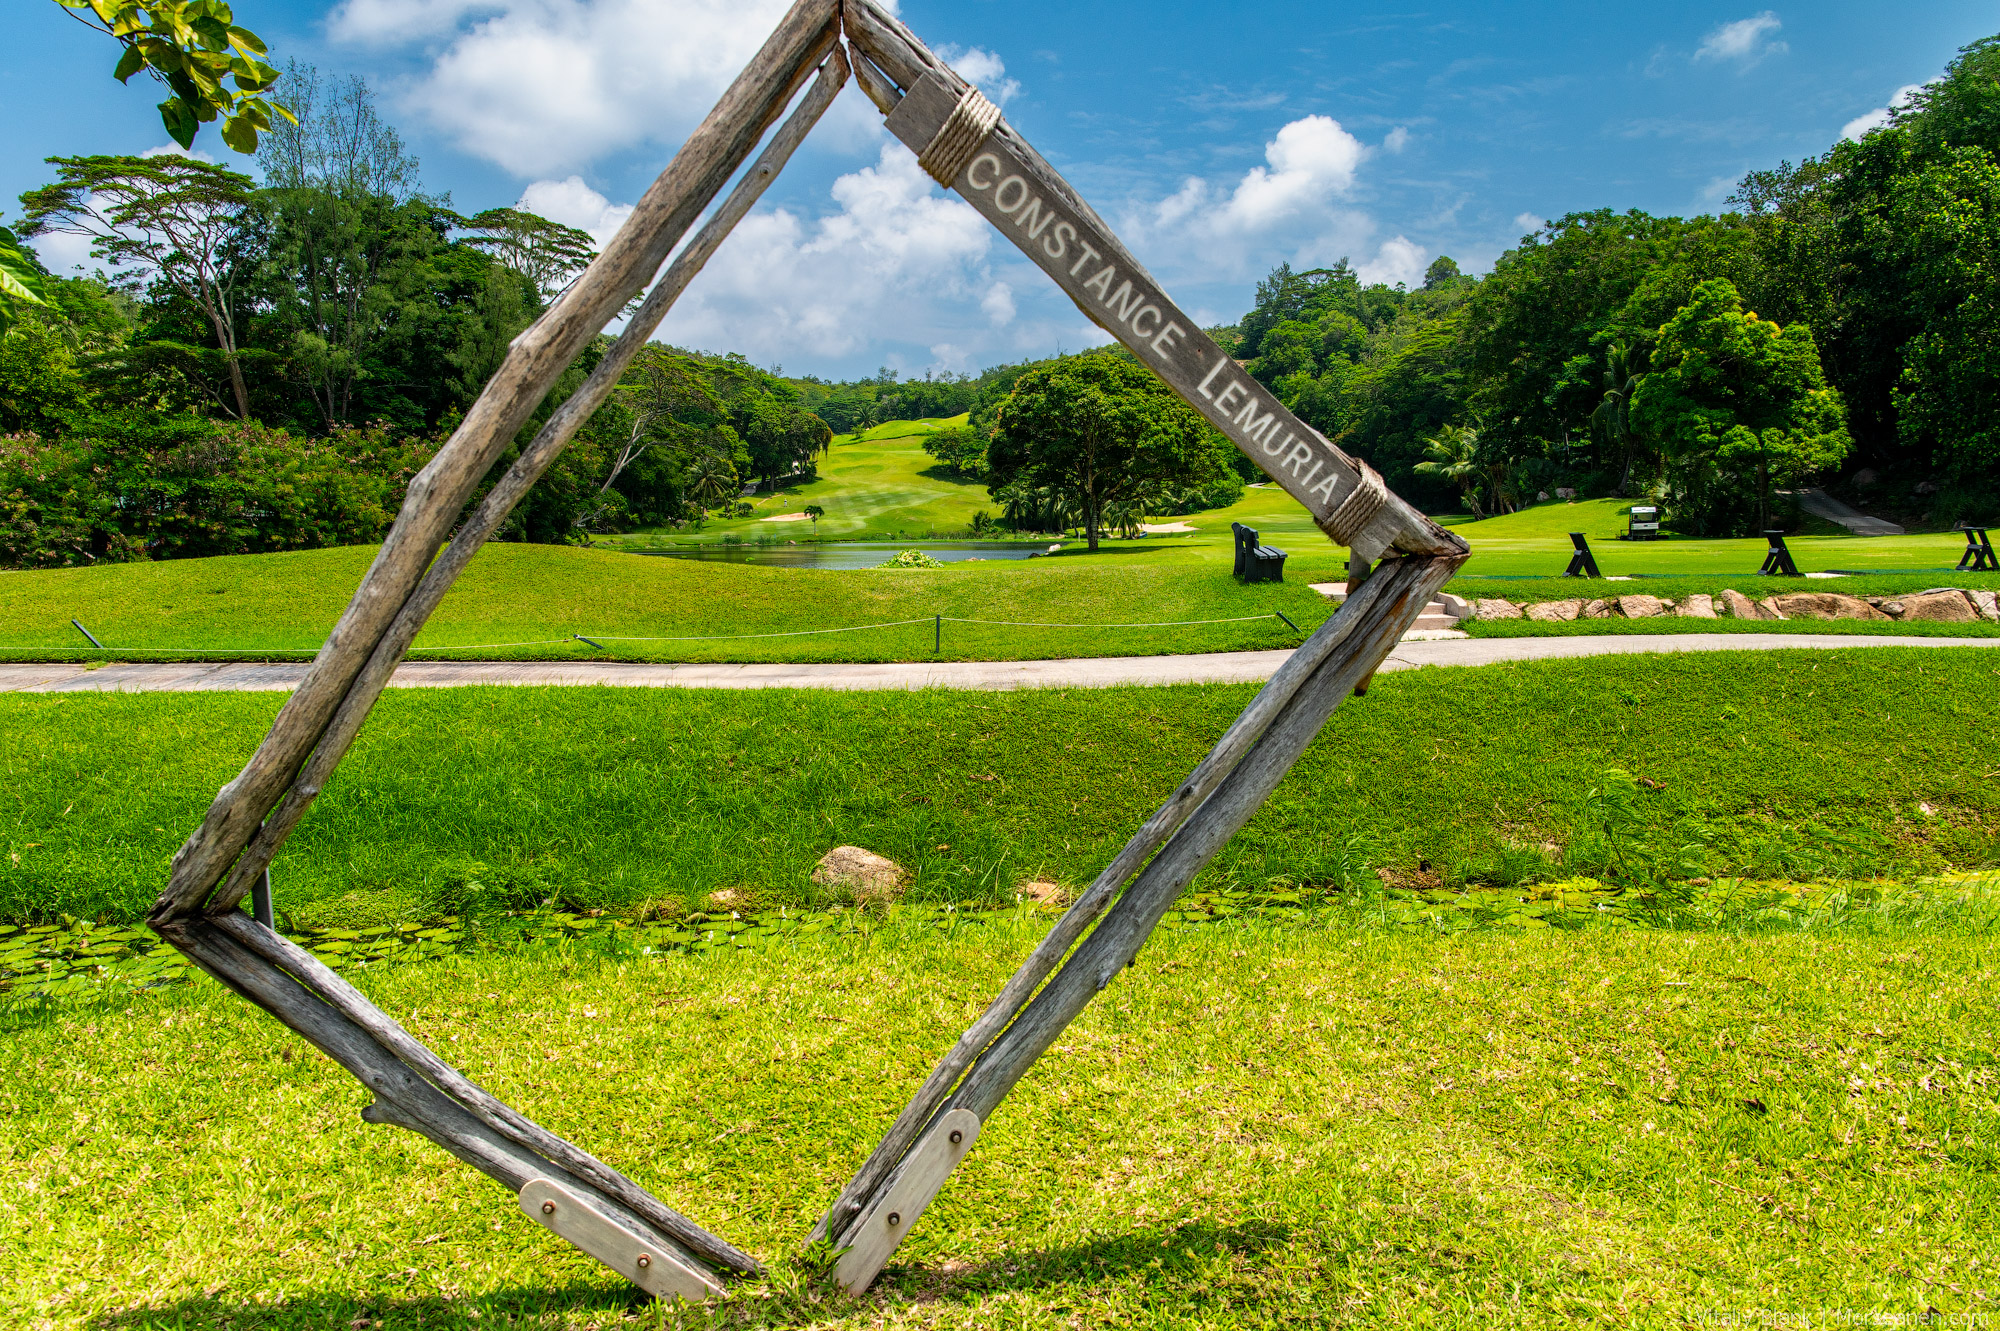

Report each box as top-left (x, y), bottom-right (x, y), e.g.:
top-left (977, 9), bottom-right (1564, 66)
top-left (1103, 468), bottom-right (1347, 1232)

top-left (2, 37), bottom-right (1996, 568)
top-left (1216, 36), bottom-right (2000, 535)
top-left (0, 67), bottom-right (828, 566)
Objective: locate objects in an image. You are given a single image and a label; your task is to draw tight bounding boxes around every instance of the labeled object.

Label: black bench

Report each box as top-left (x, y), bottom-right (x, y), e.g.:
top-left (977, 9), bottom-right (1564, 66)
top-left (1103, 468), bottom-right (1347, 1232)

top-left (1957, 526), bottom-right (1998, 573)
top-left (1232, 522), bottom-right (1287, 583)
top-left (1563, 532), bottom-right (1601, 578)
top-left (1757, 530), bottom-right (1802, 576)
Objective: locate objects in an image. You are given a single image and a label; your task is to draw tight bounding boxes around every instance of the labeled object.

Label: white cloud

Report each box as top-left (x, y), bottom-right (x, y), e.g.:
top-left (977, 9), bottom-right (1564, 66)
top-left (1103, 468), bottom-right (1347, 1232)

top-left (1841, 83), bottom-right (1925, 140)
top-left (1513, 211), bottom-right (1543, 234)
top-left (517, 176), bottom-right (633, 251)
top-left (1358, 235), bottom-right (1427, 288)
top-left (1143, 115), bottom-right (1369, 253)
top-left (1694, 13), bottom-right (1787, 67)
top-left (345, 0), bottom-right (808, 176)
top-left (938, 46), bottom-right (1021, 106)
top-left (1382, 126), bottom-right (1410, 154)
top-left (27, 229), bottom-right (96, 276)
top-left (327, 0), bottom-right (506, 44)
top-left (979, 281), bottom-right (1016, 327)
top-left (649, 144), bottom-right (1033, 367)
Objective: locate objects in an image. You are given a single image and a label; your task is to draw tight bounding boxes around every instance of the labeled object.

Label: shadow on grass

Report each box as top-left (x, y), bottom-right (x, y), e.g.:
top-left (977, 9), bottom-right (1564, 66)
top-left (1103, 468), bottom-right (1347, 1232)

top-left (914, 464), bottom-right (988, 488)
top-left (85, 1222), bottom-right (1296, 1328)
top-left (883, 1217), bottom-right (1294, 1304)
top-left (92, 1280), bottom-right (647, 1330)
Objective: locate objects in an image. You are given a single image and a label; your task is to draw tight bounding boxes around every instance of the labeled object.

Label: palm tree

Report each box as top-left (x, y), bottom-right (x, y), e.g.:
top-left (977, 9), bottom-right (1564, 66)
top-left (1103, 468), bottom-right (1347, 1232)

top-left (685, 449), bottom-right (738, 514)
top-left (1591, 340), bottom-right (1649, 496)
top-left (1414, 424), bottom-right (1485, 519)
top-left (803, 503), bottom-right (824, 536)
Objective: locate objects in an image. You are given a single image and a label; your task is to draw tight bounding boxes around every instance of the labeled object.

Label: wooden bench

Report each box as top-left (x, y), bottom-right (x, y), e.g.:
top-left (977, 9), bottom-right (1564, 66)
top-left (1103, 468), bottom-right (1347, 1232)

top-left (1232, 522), bottom-right (1287, 583)
top-left (1957, 526), bottom-right (1997, 573)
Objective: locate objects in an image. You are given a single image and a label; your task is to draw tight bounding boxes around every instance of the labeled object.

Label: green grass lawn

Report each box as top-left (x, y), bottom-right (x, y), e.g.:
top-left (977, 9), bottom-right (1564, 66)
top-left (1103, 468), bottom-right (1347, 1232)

top-left (1442, 497), bottom-right (1983, 579)
top-left (3, 422), bottom-right (1992, 664)
top-left (5, 904), bottom-right (1996, 1328)
top-left (6, 649), bottom-right (1995, 927)
top-left (0, 539), bottom-right (1330, 664)
top-left (601, 415), bottom-right (1002, 545)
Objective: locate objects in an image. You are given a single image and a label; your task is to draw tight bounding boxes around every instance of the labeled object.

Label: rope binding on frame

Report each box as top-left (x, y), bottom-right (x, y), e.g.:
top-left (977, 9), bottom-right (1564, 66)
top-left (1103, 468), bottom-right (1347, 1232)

top-left (918, 84), bottom-right (1003, 185)
top-left (1320, 461), bottom-right (1388, 549)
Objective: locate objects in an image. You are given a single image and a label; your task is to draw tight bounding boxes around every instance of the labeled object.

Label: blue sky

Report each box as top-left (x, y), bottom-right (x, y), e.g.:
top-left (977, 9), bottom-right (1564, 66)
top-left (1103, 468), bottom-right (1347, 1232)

top-left (4, 0), bottom-right (1990, 380)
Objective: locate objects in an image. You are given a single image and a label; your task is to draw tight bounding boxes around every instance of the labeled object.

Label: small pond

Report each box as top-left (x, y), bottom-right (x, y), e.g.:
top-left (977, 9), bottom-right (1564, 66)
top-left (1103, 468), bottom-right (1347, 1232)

top-left (624, 540), bottom-right (1060, 570)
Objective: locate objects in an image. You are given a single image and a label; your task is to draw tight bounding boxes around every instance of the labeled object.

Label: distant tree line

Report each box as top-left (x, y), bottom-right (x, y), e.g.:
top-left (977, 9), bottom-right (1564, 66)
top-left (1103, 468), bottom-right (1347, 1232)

top-left (0, 66), bottom-right (829, 567)
top-left (1225, 35), bottom-right (2000, 535)
top-left (7, 35), bottom-right (1998, 567)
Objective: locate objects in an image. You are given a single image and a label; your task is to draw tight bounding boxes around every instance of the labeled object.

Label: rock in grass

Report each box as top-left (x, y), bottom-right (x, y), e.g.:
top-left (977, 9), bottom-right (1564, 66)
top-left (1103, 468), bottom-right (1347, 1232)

top-left (1615, 594), bottom-right (1667, 618)
top-left (1765, 592), bottom-right (1889, 621)
top-left (1719, 589), bottom-right (1765, 619)
top-left (1972, 589), bottom-right (2000, 622)
top-left (1679, 593), bottom-right (1718, 618)
top-left (1581, 598), bottom-right (1614, 618)
top-left (811, 846), bottom-right (906, 901)
top-left (1475, 598), bottom-right (1522, 620)
top-left (1757, 597), bottom-right (1789, 620)
top-left (1882, 591), bottom-right (1978, 622)
top-left (1526, 599), bottom-right (1581, 622)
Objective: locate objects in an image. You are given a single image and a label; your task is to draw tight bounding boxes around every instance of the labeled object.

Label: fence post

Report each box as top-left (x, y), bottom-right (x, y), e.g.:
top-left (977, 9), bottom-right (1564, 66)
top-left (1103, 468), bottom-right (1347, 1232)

top-left (934, 614), bottom-right (941, 655)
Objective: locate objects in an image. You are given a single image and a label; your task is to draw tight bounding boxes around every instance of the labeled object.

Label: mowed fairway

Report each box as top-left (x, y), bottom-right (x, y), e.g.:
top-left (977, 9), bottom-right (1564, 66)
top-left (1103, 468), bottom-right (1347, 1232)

top-left (5, 913), bottom-right (1996, 1328)
top-left (1, 424), bottom-right (1990, 663)
top-left (610, 415), bottom-right (1002, 543)
top-left (6, 649), bottom-right (1994, 926)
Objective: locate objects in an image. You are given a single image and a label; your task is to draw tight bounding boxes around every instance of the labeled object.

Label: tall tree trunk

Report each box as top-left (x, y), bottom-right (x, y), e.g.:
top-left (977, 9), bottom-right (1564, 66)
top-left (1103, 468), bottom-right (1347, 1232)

top-left (203, 298), bottom-right (252, 421)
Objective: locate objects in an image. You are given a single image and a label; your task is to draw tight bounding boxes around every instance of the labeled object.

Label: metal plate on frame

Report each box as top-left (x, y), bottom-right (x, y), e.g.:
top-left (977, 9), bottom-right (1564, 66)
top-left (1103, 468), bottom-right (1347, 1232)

top-left (834, 1108), bottom-right (981, 1293)
top-left (519, 1177), bottom-right (722, 1301)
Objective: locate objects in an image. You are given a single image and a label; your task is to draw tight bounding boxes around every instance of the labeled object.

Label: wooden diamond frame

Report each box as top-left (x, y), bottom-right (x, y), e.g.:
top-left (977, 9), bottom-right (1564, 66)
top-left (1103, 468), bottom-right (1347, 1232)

top-left (146, 0), bottom-right (1468, 1300)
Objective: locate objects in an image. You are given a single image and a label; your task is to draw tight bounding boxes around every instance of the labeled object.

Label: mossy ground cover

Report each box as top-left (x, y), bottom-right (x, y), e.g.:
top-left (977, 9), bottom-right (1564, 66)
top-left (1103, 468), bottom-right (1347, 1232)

top-left (6, 650), bottom-right (1995, 927)
top-left (5, 904), bottom-right (1996, 1329)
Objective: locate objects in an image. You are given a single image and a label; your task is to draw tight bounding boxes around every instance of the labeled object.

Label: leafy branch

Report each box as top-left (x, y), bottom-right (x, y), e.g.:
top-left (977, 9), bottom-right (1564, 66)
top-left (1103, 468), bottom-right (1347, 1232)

top-left (54, 0), bottom-right (294, 152)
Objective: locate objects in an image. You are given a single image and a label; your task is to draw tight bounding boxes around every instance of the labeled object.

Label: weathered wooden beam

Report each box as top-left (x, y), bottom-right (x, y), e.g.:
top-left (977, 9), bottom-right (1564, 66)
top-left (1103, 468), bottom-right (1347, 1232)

top-left (820, 554), bottom-right (1459, 1271)
top-left (207, 911), bottom-right (759, 1275)
top-left (151, 0), bottom-right (842, 926)
top-left (843, 0), bottom-right (1461, 564)
top-left (942, 558), bottom-right (1455, 1121)
top-left (811, 551), bottom-right (1388, 1243)
top-left (162, 915), bottom-right (725, 1275)
top-left (202, 51), bottom-right (852, 916)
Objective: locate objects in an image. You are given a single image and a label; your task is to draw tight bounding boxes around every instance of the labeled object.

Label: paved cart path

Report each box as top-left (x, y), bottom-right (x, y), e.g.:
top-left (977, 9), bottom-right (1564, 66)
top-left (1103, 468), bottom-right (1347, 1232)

top-left (1, 634), bottom-right (1991, 694)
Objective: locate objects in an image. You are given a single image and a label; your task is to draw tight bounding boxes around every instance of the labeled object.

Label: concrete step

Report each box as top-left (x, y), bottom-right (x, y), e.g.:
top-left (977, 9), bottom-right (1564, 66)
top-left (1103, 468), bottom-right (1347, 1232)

top-left (1306, 582), bottom-right (1470, 640)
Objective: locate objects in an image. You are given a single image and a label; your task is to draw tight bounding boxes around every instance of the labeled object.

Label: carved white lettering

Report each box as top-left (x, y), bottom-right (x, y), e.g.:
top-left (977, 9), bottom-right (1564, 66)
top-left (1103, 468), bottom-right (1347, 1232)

top-left (1298, 458), bottom-right (1324, 490)
top-left (1262, 429), bottom-right (1292, 457)
top-left (1014, 196), bottom-right (1055, 241)
top-left (1236, 400), bottom-right (1278, 445)
top-left (1152, 321), bottom-right (1186, 357)
top-left (1308, 471), bottom-right (1340, 503)
top-left (967, 154), bottom-right (1003, 190)
top-left (1104, 280), bottom-right (1144, 323)
top-left (1214, 380), bottom-right (1247, 413)
top-left (994, 176), bottom-right (1029, 214)
top-left (1068, 241), bottom-right (1101, 278)
top-left (1282, 441), bottom-right (1314, 476)
top-left (1045, 220), bottom-right (1074, 262)
top-left (1131, 305), bottom-right (1162, 337)
top-left (1081, 264), bottom-right (1116, 303)
top-left (1196, 356), bottom-right (1228, 400)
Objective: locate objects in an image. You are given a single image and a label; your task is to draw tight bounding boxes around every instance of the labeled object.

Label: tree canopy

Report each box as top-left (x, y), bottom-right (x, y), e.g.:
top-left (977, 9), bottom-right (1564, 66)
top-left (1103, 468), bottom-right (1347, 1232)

top-left (987, 352), bottom-right (1232, 551)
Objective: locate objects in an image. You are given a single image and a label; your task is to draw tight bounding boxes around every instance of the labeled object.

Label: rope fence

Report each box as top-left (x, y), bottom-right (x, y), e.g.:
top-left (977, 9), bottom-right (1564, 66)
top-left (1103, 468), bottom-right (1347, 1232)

top-left (49, 612), bottom-right (1307, 658)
